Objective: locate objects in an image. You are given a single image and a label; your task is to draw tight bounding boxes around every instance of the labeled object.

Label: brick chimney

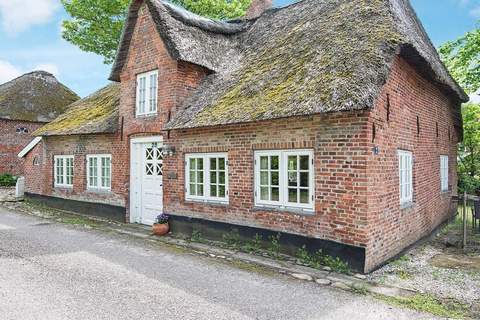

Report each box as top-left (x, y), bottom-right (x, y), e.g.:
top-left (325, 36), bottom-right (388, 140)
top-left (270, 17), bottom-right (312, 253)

top-left (246, 0), bottom-right (272, 19)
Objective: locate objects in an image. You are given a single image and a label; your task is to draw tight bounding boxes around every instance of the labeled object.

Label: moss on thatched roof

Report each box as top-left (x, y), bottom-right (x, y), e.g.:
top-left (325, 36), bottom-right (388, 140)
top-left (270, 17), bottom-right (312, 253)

top-left (0, 71), bottom-right (79, 122)
top-left (110, 0), bottom-right (468, 130)
top-left (33, 84), bottom-right (119, 136)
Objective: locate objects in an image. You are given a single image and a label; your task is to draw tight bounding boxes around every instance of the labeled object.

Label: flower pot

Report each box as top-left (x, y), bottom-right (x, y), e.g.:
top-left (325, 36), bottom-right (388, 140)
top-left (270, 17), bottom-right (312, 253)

top-left (152, 222), bottom-right (169, 236)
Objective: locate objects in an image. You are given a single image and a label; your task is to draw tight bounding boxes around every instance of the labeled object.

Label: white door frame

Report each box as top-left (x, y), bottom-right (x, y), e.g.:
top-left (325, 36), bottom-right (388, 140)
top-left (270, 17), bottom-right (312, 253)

top-left (129, 135), bottom-right (163, 224)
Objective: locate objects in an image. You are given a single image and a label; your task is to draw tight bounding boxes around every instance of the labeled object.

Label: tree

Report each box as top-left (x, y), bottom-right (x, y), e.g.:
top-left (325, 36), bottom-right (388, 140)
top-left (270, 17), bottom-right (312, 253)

top-left (439, 29), bottom-right (480, 94)
top-left (61, 0), bottom-right (252, 65)
top-left (458, 103), bottom-right (480, 194)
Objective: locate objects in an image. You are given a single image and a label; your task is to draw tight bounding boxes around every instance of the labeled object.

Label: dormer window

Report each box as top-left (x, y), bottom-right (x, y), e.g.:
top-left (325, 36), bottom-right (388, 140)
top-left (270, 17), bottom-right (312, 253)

top-left (16, 127), bottom-right (28, 133)
top-left (136, 70), bottom-right (158, 117)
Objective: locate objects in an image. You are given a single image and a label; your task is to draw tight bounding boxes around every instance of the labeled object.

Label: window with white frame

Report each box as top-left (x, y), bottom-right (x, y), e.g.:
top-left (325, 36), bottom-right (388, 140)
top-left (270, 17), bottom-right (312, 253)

top-left (136, 70), bottom-right (158, 116)
top-left (254, 150), bottom-right (314, 211)
top-left (398, 150), bottom-right (413, 205)
top-left (440, 155), bottom-right (449, 192)
top-left (54, 155), bottom-right (74, 188)
top-left (185, 153), bottom-right (228, 202)
top-left (87, 155), bottom-right (112, 190)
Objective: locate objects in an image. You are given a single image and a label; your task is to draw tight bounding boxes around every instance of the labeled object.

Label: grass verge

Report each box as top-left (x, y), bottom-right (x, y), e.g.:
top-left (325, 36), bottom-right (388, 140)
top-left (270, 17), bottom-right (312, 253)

top-left (375, 293), bottom-right (470, 319)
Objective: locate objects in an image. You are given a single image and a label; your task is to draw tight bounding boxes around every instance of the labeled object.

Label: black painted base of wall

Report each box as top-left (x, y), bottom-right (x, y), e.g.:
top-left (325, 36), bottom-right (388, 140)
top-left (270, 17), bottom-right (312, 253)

top-left (168, 214), bottom-right (366, 272)
top-left (25, 193), bottom-right (126, 223)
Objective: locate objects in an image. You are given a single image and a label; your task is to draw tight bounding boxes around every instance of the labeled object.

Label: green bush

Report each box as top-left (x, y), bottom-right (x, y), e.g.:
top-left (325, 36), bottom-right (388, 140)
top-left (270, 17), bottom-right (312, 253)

top-left (0, 174), bottom-right (17, 187)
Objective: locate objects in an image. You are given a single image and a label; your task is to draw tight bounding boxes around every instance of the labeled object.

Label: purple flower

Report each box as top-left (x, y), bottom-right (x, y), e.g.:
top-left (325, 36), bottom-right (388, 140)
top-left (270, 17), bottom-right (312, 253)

top-left (155, 213), bottom-right (169, 224)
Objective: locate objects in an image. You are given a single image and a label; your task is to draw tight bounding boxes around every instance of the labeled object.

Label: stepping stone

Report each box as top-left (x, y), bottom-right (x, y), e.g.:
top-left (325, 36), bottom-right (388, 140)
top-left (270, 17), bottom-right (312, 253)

top-left (354, 273), bottom-right (367, 280)
top-left (315, 278), bottom-right (331, 285)
top-left (332, 282), bottom-right (351, 290)
top-left (291, 273), bottom-right (313, 281)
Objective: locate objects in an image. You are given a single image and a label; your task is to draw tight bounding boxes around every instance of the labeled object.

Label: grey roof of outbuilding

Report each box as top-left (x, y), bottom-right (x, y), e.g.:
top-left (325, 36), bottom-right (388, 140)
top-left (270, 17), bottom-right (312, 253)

top-left (111, 0), bottom-right (468, 130)
top-left (0, 71), bottom-right (79, 123)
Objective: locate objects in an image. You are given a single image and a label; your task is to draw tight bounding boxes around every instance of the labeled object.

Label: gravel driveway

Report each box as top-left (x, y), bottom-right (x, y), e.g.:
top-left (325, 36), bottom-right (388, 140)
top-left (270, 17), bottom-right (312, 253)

top-left (0, 206), bottom-right (437, 320)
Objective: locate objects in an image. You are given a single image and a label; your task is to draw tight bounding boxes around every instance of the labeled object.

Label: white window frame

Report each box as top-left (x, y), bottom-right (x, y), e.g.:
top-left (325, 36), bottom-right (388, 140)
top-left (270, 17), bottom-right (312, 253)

top-left (185, 153), bottom-right (229, 203)
top-left (136, 70), bottom-right (158, 117)
top-left (54, 155), bottom-right (74, 188)
top-left (254, 149), bottom-right (315, 211)
top-left (440, 155), bottom-right (449, 192)
top-left (86, 154), bottom-right (112, 191)
top-left (398, 150), bottom-right (413, 205)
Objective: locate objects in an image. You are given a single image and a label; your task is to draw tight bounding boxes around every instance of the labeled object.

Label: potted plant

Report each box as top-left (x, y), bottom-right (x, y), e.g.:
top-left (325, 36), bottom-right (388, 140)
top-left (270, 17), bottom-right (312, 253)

top-left (152, 213), bottom-right (170, 236)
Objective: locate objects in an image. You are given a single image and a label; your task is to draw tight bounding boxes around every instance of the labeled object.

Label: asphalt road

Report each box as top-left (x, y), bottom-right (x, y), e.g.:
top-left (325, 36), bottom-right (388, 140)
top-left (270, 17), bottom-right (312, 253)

top-left (0, 207), bottom-right (436, 320)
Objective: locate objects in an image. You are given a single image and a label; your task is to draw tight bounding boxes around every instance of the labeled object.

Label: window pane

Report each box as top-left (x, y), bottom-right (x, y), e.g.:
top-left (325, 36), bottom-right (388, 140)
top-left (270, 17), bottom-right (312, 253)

top-left (189, 158), bottom-right (196, 170)
top-left (210, 171), bottom-right (217, 184)
top-left (260, 156), bottom-right (268, 170)
top-left (219, 171), bottom-right (225, 184)
top-left (300, 155), bottom-right (309, 170)
top-left (288, 188), bottom-right (298, 203)
top-left (218, 158), bottom-right (225, 170)
top-left (189, 170), bottom-right (196, 183)
top-left (210, 158), bottom-right (217, 170)
top-left (271, 171), bottom-right (279, 186)
top-left (210, 185), bottom-right (217, 197)
top-left (260, 172), bottom-right (268, 185)
top-left (271, 187), bottom-right (279, 201)
top-left (270, 156), bottom-right (279, 170)
top-left (197, 184), bottom-right (204, 196)
top-left (300, 189), bottom-right (309, 203)
top-left (300, 172), bottom-right (309, 187)
top-left (189, 184), bottom-right (196, 196)
top-left (260, 187), bottom-right (269, 200)
top-left (288, 156), bottom-right (297, 170)
top-left (218, 185), bottom-right (225, 197)
top-left (288, 171), bottom-right (297, 186)
top-left (198, 171), bottom-right (204, 184)
top-left (197, 158), bottom-right (203, 170)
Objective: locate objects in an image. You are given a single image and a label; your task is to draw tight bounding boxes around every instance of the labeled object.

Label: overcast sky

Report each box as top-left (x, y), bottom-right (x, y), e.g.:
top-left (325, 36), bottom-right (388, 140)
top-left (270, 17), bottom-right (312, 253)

top-left (0, 0), bottom-right (479, 98)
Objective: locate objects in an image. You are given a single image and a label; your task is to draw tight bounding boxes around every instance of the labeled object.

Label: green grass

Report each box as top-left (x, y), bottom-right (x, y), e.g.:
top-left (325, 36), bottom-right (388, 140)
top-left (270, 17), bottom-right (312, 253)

top-left (376, 293), bottom-right (470, 319)
top-left (58, 216), bottom-right (97, 227)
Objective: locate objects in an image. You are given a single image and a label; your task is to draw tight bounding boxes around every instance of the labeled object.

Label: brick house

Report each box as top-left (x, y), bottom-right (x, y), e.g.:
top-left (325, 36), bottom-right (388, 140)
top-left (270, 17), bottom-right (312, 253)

top-left (20, 0), bottom-right (468, 272)
top-left (0, 71), bottom-right (78, 175)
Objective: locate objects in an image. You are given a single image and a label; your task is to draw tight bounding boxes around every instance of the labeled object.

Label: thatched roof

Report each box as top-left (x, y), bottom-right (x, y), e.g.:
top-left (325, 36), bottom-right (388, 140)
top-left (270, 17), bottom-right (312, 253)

top-left (110, 0), bottom-right (248, 81)
top-left (111, 0), bottom-right (468, 130)
top-left (0, 71), bottom-right (79, 123)
top-left (33, 84), bottom-right (119, 136)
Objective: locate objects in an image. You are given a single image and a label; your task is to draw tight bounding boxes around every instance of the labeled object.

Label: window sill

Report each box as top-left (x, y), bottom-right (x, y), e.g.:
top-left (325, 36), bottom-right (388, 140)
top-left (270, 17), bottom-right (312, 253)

top-left (253, 205), bottom-right (315, 216)
top-left (400, 201), bottom-right (415, 210)
top-left (86, 188), bottom-right (112, 194)
top-left (135, 113), bottom-right (157, 119)
top-left (54, 186), bottom-right (73, 190)
top-left (185, 199), bottom-right (229, 207)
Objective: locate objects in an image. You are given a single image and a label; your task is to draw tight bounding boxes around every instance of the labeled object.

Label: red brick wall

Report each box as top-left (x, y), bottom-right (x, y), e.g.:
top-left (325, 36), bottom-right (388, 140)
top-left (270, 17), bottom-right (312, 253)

top-left (117, 1), bottom-right (209, 218)
top-left (364, 56), bottom-right (460, 271)
top-left (164, 113), bottom-right (370, 248)
top-left (24, 134), bottom-right (124, 207)
top-left (0, 119), bottom-right (44, 175)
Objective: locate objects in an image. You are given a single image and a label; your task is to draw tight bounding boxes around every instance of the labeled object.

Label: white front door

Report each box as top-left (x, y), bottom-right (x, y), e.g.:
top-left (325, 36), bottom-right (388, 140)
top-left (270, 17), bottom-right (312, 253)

top-left (130, 137), bottom-right (163, 225)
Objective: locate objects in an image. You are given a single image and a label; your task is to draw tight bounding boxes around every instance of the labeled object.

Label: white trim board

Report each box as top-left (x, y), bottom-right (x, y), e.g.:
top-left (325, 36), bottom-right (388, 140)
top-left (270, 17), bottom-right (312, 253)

top-left (18, 137), bottom-right (42, 158)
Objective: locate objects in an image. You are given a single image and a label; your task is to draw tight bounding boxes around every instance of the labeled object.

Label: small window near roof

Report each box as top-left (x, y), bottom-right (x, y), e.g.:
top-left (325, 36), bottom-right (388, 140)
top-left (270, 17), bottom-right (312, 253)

top-left (440, 155), bottom-right (449, 192)
top-left (33, 156), bottom-right (39, 166)
top-left (136, 70), bottom-right (158, 117)
top-left (398, 150), bottom-right (413, 205)
top-left (16, 127), bottom-right (28, 133)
